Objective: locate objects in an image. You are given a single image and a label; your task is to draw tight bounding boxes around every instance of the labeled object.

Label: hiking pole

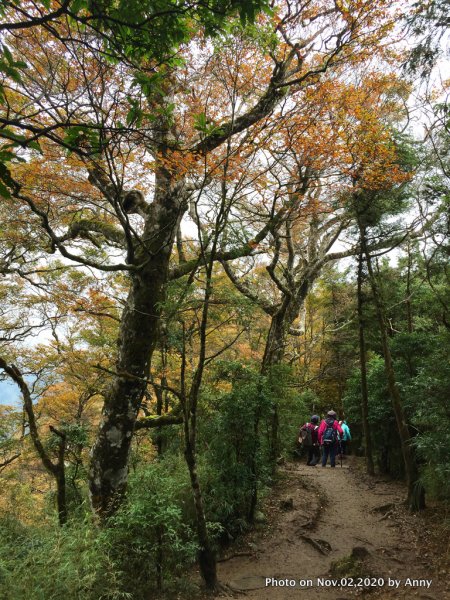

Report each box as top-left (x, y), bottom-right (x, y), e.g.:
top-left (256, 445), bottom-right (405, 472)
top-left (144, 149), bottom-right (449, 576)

top-left (339, 440), bottom-right (343, 468)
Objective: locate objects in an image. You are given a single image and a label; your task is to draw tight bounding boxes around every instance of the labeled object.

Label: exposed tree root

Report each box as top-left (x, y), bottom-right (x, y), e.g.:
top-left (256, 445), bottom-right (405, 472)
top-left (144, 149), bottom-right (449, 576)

top-left (213, 580), bottom-right (248, 597)
top-left (217, 552), bottom-right (254, 563)
top-left (299, 534), bottom-right (332, 555)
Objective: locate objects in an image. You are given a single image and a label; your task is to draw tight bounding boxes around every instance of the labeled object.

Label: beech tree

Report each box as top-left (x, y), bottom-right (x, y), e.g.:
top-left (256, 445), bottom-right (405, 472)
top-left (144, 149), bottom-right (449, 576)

top-left (219, 71), bottom-right (420, 458)
top-left (356, 246), bottom-right (375, 475)
top-left (0, 0), bottom-right (404, 521)
top-left (0, 3), bottom-right (449, 597)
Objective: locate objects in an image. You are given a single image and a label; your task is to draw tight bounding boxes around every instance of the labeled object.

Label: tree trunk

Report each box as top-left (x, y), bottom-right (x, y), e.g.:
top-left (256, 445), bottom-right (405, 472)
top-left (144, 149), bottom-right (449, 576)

top-left (262, 311), bottom-right (286, 371)
top-left (357, 245), bottom-right (375, 476)
top-left (247, 411), bottom-right (260, 523)
top-left (405, 241), bottom-right (415, 377)
top-left (52, 426), bottom-right (68, 526)
top-left (55, 466), bottom-right (68, 526)
top-left (361, 228), bottom-right (424, 510)
top-left (406, 240), bottom-right (414, 335)
top-left (89, 166), bottom-right (184, 518)
top-left (180, 197), bottom-right (224, 590)
top-left (184, 439), bottom-right (217, 589)
top-left (87, 67), bottom-right (295, 517)
top-left (262, 312), bottom-right (286, 464)
top-left (261, 280), bottom-right (311, 463)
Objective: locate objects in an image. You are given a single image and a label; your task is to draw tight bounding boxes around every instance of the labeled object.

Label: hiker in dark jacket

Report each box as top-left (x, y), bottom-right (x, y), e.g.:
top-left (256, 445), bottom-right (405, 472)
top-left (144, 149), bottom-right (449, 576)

top-left (318, 410), bottom-right (344, 468)
top-left (298, 415), bottom-right (320, 466)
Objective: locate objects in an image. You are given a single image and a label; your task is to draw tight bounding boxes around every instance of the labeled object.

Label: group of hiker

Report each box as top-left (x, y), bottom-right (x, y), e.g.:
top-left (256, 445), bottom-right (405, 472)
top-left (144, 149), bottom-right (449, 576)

top-left (297, 410), bottom-right (351, 468)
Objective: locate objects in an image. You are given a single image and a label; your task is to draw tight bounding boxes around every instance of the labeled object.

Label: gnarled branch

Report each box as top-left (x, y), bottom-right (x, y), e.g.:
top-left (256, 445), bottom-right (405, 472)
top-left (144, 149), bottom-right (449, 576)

top-left (135, 413), bottom-right (183, 430)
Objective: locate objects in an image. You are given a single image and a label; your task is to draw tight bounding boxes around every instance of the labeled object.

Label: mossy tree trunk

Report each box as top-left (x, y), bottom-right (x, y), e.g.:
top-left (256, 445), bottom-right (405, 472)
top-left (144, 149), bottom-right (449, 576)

top-left (357, 244), bottom-right (375, 476)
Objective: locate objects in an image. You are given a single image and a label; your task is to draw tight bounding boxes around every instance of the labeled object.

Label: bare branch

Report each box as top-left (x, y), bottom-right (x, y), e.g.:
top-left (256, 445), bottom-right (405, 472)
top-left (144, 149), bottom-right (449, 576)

top-left (0, 453), bottom-right (21, 473)
top-left (221, 261), bottom-right (278, 316)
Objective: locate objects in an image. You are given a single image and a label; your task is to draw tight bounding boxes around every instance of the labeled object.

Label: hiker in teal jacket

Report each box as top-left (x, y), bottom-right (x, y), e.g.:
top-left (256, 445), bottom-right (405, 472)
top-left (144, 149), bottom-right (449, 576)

top-left (339, 420), bottom-right (351, 455)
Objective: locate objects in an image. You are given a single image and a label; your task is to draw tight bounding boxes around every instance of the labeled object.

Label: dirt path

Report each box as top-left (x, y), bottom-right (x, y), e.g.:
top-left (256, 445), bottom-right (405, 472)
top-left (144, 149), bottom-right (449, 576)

top-left (217, 457), bottom-right (446, 599)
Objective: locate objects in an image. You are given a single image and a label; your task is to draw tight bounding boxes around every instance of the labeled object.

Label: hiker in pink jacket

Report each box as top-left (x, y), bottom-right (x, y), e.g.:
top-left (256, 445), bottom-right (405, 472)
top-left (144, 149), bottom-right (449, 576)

top-left (318, 410), bottom-right (344, 467)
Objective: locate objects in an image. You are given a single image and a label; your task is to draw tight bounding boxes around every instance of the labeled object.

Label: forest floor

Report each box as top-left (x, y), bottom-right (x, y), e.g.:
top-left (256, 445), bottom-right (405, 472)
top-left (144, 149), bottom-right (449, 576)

top-left (212, 456), bottom-right (448, 600)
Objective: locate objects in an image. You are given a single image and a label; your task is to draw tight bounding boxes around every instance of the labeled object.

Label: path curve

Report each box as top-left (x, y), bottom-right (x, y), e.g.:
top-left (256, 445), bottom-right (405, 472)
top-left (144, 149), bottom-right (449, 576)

top-left (218, 457), bottom-right (443, 599)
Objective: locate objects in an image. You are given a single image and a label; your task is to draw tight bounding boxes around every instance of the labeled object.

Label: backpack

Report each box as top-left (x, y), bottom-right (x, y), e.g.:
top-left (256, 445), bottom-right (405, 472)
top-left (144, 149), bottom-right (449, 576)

top-left (299, 426), bottom-right (312, 448)
top-left (322, 418), bottom-right (337, 445)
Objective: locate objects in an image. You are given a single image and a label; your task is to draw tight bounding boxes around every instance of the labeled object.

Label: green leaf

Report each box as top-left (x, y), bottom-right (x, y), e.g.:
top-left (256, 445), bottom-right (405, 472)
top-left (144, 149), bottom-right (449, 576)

top-left (28, 140), bottom-right (42, 153)
top-left (0, 64), bottom-right (22, 83)
top-left (0, 162), bottom-right (14, 198)
top-left (0, 179), bottom-right (11, 199)
top-left (2, 44), bottom-right (13, 65)
top-left (71, 0), bottom-right (88, 13)
top-left (126, 105), bottom-right (139, 126)
top-left (0, 129), bottom-right (27, 144)
top-left (193, 112), bottom-right (208, 132)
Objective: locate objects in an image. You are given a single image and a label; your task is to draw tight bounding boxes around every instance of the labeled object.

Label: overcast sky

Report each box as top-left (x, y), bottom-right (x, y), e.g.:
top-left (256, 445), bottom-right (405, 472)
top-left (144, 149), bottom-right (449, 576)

top-left (0, 380), bottom-right (21, 406)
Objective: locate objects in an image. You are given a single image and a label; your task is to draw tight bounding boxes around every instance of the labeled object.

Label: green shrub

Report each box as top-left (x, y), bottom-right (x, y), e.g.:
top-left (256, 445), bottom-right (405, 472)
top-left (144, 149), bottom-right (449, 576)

top-left (0, 515), bottom-right (126, 600)
top-left (198, 361), bottom-right (272, 537)
top-left (107, 456), bottom-right (198, 597)
top-left (408, 332), bottom-right (450, 501)
top-left (0, 457), bottom-right (199, 600)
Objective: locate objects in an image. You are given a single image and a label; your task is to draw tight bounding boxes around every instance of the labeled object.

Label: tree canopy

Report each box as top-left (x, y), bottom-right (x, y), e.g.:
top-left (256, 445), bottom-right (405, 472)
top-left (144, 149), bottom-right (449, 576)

top-left (0, 0), bottom-right (449, 597)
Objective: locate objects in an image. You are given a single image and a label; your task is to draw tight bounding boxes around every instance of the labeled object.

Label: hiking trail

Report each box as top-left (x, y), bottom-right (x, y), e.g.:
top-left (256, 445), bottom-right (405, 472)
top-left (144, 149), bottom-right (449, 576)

top-left (216, 457), bottom-right (447, 599)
